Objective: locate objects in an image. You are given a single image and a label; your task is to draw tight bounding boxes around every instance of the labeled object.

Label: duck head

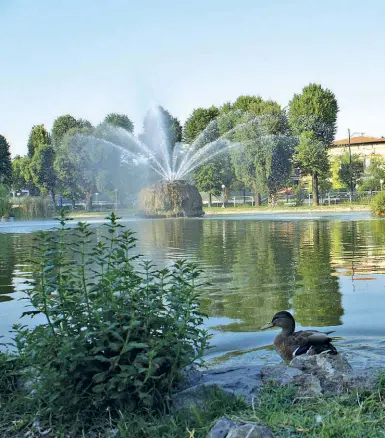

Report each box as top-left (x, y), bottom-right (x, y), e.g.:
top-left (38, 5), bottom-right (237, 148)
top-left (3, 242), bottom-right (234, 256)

top-left (260, 311), bottom-right (295, 334)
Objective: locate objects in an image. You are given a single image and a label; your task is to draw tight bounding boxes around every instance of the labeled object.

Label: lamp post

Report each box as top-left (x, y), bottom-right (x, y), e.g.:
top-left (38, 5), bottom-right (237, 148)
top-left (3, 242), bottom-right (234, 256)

top-left (347, 130), bottom-right (365, 200)
top-left (221, 184), bottom-right (226, 208)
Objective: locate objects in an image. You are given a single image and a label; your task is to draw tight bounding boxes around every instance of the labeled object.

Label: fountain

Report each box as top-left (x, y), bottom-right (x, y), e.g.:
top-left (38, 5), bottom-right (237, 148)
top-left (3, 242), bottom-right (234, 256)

top-left (70, 107), bottom-right (290, 217)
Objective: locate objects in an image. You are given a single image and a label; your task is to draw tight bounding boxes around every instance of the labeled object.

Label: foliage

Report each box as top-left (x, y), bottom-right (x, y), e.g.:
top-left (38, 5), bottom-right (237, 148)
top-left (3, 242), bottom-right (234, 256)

top-left (0, 134), bottom-right (12, 187)
top-left (338, 152), bottom-right (364, 191)
top-left (230, 111), bottom-right (293, 196)
top-left (359, 155), bottom-right (385, 191)
top-left (3, 213), bottom-right (209, 434)
top-left (0, 184), bottom-right (12, 217)
top-left (193, 155), bottom-right (233, 197)
top-left (288, 83), bottom-right (339, 144)
top-left (27, 124), bottom-right (51, 158)
top-left (51, 114), bottom-right (80, 145)
top-left (183, 106), bottom-right (220, 144)
top-left (371, 191), bottom-right (385, 216)
top-left (330, 156), bottom-right (345, 189)
top-left (294, 131), bottom-right (329, 204)
top-left (294, 185), bottom-right (305, 206)
top-left (14, 196), bottom-right (54, 219)
top-left (29, 143), bottom-right (57, 202)
top-left (142, 106), bottom-right (182, 149)
top-left (288, 83), bottom-right (338, 205)
top-left (12, 155), bottom-right (33, 192)
top-left (104, 113), bottom-right (134, 132)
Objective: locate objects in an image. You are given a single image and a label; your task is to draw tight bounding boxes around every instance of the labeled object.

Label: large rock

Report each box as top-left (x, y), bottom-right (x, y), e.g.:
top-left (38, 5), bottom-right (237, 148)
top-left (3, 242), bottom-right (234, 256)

top-left (173, 355), bottom-right (379, 410)
top-left (138, 180), bottom-right (204, 218)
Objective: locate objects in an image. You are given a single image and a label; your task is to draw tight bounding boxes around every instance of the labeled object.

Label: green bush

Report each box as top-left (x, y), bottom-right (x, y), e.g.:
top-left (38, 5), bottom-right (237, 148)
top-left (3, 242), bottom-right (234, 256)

top-left (294, 186), bottom-right (305, 206)
top-left (0, 184), bottom-right (12, 217)
top-left (371, 191), bottom-right (385, 216)
top-left (6, 212), bottom-right (209, 432)
top-left (14, 196), bottom-right (54, 218)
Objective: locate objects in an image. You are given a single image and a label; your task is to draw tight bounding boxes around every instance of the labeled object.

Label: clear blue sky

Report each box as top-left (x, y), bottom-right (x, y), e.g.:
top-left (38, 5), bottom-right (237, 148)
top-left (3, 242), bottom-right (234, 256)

top-left (1, 0), bottom-right (384, 156)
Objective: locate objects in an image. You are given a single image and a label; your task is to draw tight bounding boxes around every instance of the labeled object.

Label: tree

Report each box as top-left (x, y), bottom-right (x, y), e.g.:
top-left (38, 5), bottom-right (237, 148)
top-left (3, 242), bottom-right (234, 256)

top-left (294, 132), bottom-right (329, 204)
top-left (142, 106), bottom-right (182, 148)
top-left (12, 155), bottom-right (33, 193)
top-left (27, 125), bottom-right (51, 158)
top-left (104, 113), bottom-right (134, 132)
top-left (51, 115), bottom-right (79, 145)
top-left (338, 152), bottom-right (364, 193)
top-left (183, 106), bottom-right (220, 144)
top-left (193, 155), bottom-right (234, 206)
top-left (30, 144), bottom-right (57, 205)
top-left (226, 102), bottom-right (290, 204)
top-left (0, 135), bottom-right (12, 186)
top-left (289, 83), bottom-right (339, 205)
top-left (359, 155), bottom-right (385, 191)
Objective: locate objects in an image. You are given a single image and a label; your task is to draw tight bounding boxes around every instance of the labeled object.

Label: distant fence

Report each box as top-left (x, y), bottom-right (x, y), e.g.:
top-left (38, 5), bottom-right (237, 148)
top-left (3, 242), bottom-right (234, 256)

top-left (204, 191), bottom-right (381, 207)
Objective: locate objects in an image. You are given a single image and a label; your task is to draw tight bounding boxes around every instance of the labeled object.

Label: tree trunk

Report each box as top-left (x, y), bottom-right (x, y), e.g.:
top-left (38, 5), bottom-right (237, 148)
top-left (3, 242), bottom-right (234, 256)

top-left (51, 189), bottom-right (56, 209)
top-left (312, 173), bottom-right (319, 206)
top-left (86, 193), bottom-right (93, 211)
top-left (255, 192), bottom-right (261, 206)
top-left (208, 192), bottom-right (212, 207)
top-left (72, 198), bottom-right (76, 209)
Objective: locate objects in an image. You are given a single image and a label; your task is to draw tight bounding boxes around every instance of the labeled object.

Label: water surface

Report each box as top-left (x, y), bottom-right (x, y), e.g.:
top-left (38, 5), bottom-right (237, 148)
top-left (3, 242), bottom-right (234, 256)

top-left (1, 212), bottom-right (385, 369)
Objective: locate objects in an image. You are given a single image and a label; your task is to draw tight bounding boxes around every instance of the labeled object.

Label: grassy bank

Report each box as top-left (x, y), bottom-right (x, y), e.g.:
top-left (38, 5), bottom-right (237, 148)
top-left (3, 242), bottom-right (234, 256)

top-left (204, 204), bottom-right (371, 215)
top-left (3, 378), bottom-right (385, 437)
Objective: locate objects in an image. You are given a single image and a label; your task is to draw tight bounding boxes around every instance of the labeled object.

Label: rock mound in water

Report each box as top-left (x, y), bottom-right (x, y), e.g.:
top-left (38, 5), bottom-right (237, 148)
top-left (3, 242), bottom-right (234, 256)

top-left (138, 180), bottom-right (204, 218)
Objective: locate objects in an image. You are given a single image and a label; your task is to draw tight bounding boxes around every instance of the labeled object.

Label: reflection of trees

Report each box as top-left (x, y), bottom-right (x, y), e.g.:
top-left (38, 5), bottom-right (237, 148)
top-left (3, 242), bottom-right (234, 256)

top-left (0, 234), bottom-right (15, 297)
top-left (294, 221), bottom-right (343, 327)
top-left (197, 220), bottom-right (298, 331)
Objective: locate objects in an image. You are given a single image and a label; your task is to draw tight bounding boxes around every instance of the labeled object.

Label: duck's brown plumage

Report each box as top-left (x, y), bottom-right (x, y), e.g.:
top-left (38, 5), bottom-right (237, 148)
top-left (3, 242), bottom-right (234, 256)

top-left (262, 311), bottom-right (338, 361)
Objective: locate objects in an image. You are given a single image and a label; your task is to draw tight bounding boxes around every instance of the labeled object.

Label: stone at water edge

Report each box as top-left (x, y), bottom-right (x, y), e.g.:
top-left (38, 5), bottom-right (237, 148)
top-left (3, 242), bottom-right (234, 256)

top-left (138, 180), bottom-right (204, 218)
top-left (206, 418), bottom-right (275, 438)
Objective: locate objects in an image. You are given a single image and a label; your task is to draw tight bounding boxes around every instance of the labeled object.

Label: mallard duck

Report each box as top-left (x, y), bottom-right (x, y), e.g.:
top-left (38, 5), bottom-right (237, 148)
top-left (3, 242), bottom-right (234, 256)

top-left (261, 311), bottom-right (338, 361)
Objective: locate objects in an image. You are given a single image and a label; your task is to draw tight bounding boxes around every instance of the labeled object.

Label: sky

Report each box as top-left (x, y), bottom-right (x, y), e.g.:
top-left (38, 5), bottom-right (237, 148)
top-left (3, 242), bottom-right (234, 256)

top-left (1, 0), bottom-right (384, 156)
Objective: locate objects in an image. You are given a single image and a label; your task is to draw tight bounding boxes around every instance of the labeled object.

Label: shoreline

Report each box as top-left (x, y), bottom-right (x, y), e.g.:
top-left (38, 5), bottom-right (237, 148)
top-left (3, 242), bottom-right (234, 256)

top-left (203, 205), bottom-right (371, 215)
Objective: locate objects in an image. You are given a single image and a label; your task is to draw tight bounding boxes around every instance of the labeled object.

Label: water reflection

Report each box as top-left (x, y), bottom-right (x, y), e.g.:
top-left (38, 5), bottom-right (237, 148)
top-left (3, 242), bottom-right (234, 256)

top-left (1, 214), bottom-right (385, 366)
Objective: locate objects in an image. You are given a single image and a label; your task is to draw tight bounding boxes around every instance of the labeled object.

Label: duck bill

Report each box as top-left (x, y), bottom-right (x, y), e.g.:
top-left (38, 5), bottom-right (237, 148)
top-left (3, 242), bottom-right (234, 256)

top-left (260, 322), bottom-right (274, 330)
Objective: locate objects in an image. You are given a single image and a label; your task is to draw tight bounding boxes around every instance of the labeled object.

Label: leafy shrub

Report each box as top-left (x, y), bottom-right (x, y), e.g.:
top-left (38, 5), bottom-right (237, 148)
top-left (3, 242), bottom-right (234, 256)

top-left (371, 192), bottom-right (385, 216)
top-left (14, 196), bottom-right (54, 218)
top-left (8, 212), bottom-right (209, 428)
top-left (0, 184), bottom-right (12, 217)
top-left (294, 186), bottom-right (305, 206)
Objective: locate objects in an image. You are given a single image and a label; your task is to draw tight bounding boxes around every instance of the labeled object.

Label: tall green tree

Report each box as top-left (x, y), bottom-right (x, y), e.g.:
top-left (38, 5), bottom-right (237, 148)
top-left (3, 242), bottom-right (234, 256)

top-left (183, 106), bottom-right (220, 144)
top-left (226, 99), bottom-right (290, 204)
top-left (294, 132), bottom-right (329, 204)
top-left (30, 144), bottom-right (57, 205)
top-left (338, 152), bottom-right (364, 192)
top-left (359, 155), bottom-right (385, 191)
top-left (288, 83), bottom-right (339, 205)
top-left (104, 113), bottom-right (134, 132)
top-left (51, 115), bottom-right (79, 145)
top-left (12, 155), bottom-right (33, 193)
top-left (27, 125), bottom-right (51, 158)
top-left (0, 135), bottom-right (12, 186)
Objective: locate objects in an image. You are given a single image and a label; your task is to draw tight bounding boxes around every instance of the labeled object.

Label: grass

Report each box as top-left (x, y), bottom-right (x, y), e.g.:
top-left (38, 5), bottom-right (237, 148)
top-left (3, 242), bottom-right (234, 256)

top-left (204, 203), bottom-right (371, 215)
top-left (3, 377), bottom-right (385, 437)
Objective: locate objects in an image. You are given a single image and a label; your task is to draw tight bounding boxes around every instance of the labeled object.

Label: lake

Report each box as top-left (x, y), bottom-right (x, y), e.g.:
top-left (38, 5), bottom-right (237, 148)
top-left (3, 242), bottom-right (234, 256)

top-left (1, 212), bottom-right (385, 369)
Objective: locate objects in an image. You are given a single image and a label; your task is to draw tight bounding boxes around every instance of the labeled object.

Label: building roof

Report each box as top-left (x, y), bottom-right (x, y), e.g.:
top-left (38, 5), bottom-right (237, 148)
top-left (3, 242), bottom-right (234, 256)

top-left (332, 136), bottom-right (385, 146)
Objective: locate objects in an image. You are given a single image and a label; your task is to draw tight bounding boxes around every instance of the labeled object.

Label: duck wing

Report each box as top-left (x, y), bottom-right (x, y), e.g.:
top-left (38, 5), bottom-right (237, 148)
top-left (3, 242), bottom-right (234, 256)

top-left (291, 330), bottom-right (337, 357)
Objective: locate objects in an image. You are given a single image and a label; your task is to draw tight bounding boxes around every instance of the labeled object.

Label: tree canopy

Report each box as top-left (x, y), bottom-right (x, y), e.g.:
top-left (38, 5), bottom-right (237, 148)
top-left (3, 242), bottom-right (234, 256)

top-left (103, 113), bottom-right (134, 132)
top-left (0, 135), bottom-right (12, 186)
